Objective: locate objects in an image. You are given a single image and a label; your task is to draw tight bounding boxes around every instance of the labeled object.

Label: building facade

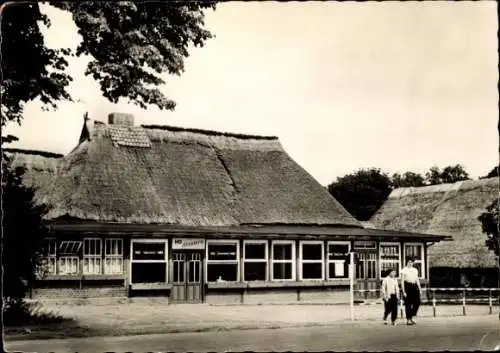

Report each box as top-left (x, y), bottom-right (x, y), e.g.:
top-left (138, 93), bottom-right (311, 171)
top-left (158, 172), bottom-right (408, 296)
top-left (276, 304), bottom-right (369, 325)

top-left (9, 112), bottom-right (449, 304)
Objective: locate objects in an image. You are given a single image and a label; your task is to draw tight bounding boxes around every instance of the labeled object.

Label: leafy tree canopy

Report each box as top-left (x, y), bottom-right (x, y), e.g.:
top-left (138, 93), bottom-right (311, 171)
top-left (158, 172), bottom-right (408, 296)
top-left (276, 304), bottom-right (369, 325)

top-left (425, 164), bottom-right (470, 185)
top-left (1, 1), bottom-right (216, 128)
top-left (327, 168), bottom-right (392, 221)
top-left (480, 166), bottom-right (499, 179)
top-left (2, 159), bottom-right (50, 303)
top-left (327, 164), bottom-right (472, 221)
top-left (391, 171), bottom-right (426, 188)
top-left (478, 198), bottom-right (499, 257)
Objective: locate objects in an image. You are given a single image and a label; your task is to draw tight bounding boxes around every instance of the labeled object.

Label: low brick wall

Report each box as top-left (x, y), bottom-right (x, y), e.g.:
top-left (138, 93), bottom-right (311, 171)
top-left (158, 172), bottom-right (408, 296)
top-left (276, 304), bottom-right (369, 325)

top-left (33, 287), bottom-right (127, 299)
top-left (207, 287), bottom-right (350, 305)
top-left (206, 292), bottom-right (242, 305)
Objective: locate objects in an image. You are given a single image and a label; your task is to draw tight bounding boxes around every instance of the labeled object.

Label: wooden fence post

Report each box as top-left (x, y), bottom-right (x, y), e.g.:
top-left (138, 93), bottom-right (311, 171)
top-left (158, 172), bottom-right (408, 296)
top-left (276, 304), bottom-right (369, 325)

top-left (432, 289), bottom-right (436, 317)
top-left (462, 289), bottom-right (466, 316)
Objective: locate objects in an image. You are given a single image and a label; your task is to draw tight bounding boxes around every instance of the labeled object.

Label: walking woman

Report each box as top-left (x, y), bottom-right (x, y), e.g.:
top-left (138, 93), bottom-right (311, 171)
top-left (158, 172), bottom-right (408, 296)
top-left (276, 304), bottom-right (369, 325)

top-left (381, 268), bottom-right (400, 325)
top-left (401, 258), bottom-right (422, 325)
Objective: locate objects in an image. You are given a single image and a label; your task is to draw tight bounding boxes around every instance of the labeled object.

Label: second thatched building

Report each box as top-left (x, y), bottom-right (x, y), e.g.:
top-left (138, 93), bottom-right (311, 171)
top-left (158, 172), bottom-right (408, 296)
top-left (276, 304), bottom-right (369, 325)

top-left (370, 179), bottom-right (498, 288)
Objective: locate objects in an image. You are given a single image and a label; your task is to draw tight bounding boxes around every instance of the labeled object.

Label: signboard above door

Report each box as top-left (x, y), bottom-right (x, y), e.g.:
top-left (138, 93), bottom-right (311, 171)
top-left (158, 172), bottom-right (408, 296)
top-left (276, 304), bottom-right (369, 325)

top-left (172, 238), bottom-right (205, 250)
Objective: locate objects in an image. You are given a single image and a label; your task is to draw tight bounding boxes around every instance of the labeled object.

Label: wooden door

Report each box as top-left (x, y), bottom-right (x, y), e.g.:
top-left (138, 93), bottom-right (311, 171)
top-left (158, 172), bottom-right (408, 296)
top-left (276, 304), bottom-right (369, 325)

top-left (185, 252), bottom-right (202, 302)
top-left (171, 252), bottom-right (203, 303)
top-left (355, 250), bottom-right (379, 300)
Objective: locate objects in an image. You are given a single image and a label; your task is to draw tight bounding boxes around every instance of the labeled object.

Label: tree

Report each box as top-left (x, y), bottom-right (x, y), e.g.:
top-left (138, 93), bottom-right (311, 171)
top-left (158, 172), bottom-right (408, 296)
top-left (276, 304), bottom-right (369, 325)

top-left (2, 156), bottom-right (50, 318)
top-left (439, 164), bottom-right (470, 184)
top-left (425, 165), bottom-right (470, 185)
top-left (478, 199), bottom-right (499, 256)
top-left (391, 172), bottom-right (426, 188)
top-left (327, 168), bottom-right (392, 221)
top-left (480, 166), bottom-right (499, 179)
top-left (1, 1), bottom-right (216, 127)
top-left (425, 166), bottom-right (442, 185)
top-left (478, 198), bottom-right (500, 319)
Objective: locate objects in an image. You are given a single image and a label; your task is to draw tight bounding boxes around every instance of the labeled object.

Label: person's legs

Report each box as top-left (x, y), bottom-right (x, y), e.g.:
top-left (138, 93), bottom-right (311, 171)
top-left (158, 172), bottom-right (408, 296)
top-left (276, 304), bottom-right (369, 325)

top-left (383, 299), bottom-right (390, 322)
top-left (404, 282), bottom-right (413, 321)
top-left (412, 286), bottom-right (421, 319)
top-left (390, 295), bottom-right (398, 323)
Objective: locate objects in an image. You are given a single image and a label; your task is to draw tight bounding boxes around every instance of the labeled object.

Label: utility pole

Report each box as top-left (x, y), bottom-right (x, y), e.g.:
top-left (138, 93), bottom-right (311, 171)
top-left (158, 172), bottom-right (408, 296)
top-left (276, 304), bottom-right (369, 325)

top-left (349, 251), bottom-right (355, 321)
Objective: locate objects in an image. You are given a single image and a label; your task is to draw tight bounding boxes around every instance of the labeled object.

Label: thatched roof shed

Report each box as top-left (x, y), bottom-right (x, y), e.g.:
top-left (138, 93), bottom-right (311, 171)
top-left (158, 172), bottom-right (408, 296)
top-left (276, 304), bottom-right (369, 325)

top-left (7, 114), bottom-right (361, 228)
top-left (370, 178), bottom-right (498, 268)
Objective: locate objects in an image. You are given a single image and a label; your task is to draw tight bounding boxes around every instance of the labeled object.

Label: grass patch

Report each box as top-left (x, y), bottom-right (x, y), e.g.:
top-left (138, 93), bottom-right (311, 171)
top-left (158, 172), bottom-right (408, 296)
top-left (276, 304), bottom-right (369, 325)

top-left (4, 300), bottom-right (74, 327)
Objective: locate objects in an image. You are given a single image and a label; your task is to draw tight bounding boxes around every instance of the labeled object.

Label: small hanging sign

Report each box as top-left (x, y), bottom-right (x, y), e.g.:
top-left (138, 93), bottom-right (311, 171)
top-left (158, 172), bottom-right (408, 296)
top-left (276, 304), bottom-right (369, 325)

top-left (172, 238), bottom-right (205, 250)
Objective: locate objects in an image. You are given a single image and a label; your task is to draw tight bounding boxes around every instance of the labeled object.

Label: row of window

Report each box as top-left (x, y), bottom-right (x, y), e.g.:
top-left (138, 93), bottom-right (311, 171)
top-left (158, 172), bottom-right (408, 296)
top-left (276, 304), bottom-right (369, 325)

top-left (41, 238), bottom-right (425, 281)
top-left (205, 240), bottom-right (424, 282)
top-left (41, 238), bottom-right (123, 275)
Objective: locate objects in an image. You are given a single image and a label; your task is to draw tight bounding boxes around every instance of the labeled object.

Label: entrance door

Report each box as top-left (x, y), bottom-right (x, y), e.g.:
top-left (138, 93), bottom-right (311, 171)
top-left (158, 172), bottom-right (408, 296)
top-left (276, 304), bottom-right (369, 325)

top-left (171, 252), bottom-right (203, 303)
top-left (355, 250), bottom-right (379, 300)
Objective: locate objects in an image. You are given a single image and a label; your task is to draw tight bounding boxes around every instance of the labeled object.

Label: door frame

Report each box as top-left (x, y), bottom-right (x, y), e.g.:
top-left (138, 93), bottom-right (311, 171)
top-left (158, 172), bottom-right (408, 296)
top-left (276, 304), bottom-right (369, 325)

top-left (353, 241), bottom-right (378, 299)
top-left (170, 249), bottom-right (205, 303)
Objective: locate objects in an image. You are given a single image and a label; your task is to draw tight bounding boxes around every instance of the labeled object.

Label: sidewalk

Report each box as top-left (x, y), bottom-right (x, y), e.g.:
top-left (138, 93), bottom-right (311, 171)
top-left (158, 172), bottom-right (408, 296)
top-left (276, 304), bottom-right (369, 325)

top-left (5, 299), bottom-right (498, 341)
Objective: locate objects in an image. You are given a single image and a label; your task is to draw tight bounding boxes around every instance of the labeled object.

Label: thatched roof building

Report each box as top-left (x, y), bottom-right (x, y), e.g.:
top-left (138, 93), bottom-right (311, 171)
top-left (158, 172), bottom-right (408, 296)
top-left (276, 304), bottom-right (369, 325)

top-left (370, 178), bottom-right (498, 268)
top-left (8, 113), bottom-right (453, 302)
top-left (7, 114), bottom-right (361, 228)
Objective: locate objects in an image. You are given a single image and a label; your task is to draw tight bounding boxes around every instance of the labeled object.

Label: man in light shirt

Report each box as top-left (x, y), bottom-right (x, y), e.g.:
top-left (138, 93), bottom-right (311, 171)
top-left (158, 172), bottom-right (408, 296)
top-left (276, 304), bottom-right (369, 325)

top-left (401, 258), bottom-right (422, 325)
top-left (381, 268), bottom-right (400, 325)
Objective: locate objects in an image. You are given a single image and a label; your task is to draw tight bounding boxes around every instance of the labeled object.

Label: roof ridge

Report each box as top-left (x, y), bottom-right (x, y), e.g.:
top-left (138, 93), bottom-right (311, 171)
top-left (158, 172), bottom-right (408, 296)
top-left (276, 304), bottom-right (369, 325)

top-left (4, 148), bottom-right (63, 159)
top-left (389, 179), bottom-right (480, 198)
top-left (141, 124), bottom-right (278, 140)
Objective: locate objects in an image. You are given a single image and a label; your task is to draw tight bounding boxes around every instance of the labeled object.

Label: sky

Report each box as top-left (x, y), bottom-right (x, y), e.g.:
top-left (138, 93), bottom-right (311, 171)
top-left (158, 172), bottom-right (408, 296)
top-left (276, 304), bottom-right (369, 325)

top-left (5, 1), bottom-right (498, 186)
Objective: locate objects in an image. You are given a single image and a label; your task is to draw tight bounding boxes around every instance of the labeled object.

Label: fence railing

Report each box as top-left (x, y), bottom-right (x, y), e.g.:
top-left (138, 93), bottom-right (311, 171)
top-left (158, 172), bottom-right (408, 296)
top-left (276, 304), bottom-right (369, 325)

top-left (353, 287), bottom-right (500, 317)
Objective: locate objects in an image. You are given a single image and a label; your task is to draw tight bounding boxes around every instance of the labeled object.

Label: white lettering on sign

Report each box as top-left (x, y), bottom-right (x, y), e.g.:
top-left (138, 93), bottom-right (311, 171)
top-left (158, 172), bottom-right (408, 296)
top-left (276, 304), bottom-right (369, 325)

top-left (172, 238), bottom-right (205, 250)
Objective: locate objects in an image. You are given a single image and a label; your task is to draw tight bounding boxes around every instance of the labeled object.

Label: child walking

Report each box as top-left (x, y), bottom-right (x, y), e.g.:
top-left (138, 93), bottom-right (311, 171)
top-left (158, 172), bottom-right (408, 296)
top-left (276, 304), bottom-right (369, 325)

top-left (381, 268), bottom-right (400, 325)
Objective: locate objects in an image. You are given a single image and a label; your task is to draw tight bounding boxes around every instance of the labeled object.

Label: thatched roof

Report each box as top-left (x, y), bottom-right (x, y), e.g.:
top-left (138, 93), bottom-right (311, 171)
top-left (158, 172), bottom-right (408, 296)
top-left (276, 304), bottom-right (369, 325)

top-left (7, 114), bottom-right (361, 228)
top-left (370, 179), bottom-right (498, 268)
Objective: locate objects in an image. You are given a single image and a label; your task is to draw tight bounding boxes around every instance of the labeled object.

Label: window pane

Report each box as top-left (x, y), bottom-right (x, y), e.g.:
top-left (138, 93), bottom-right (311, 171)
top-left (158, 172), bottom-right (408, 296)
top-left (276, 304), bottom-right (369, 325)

top-left (380, 245), bottom-right (399, 260)
top-left (131, 263), bottom-right (166, 283)
top-left (405, 245), bottom-right (422, 259)
top-left (208, 244), bottom-right (237, 261)
top-left (105, 258), bottom-right (123, 274)
top-left (356, 261), bottom-right (364, 279)
top-left (302, 243), bottom-right (322, 260)
top-left (367, 259), bottom-right (377, 279)
top-left (132, 242), bottom-right (165, 260)
top-left (302, 263), bottom-right (322, 279)
top-left (44, 239), bottom-right (56, 256)
top-left (106, 239), bottom-right (123, 256)
top-left (381, 261), bottom-right (399, 277)
top-left (59, 241), bottom-right (82, 255)
top-left (207, 263), bottom-right (238, 282)
top-left (273, 262), bottom-right (293, 280)
top-left (354, 241), bottom-right (376, 249)
top-left (329, 261), bottom-right (348, 278)
top-left (188, 260), bottom-right (201, 283)
top-left (59, 257), bottom-right (79, 274)
top-left (273, 244), bottom-right (292, 260)
top-left (328, 244), bottom-right (349, 260)
top-left (244, 243), bottom-right (266, 260)
top-left (83, 257), bottom-right (101, 274)
top-left (244, 262), bottom-right (267, 281)
top-left (84, 239), bottom-right (101, 256)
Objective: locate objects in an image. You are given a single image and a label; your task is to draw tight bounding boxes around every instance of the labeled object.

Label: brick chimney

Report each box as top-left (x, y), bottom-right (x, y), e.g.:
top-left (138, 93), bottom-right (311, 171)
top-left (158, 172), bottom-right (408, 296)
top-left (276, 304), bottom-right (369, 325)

top-left (108, 112), bottom-right (134, 126)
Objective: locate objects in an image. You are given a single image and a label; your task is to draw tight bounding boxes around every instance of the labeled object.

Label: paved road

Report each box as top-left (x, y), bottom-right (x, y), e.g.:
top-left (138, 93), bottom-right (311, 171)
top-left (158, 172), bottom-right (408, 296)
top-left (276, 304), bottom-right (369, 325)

top-left (6, 315), bottom-right (500, 352)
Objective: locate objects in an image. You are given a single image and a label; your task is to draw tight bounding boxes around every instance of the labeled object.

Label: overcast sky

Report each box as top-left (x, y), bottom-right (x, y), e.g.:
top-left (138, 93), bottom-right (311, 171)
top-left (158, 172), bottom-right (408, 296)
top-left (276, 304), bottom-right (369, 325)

top-left (6, 1), bottom-right (498, 185)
